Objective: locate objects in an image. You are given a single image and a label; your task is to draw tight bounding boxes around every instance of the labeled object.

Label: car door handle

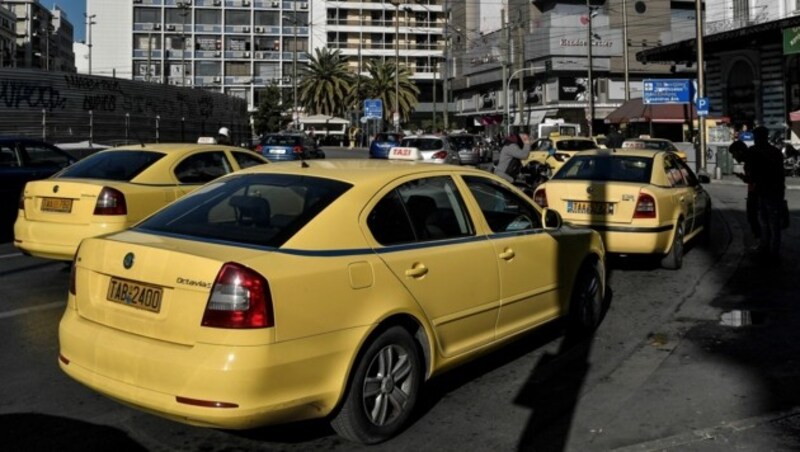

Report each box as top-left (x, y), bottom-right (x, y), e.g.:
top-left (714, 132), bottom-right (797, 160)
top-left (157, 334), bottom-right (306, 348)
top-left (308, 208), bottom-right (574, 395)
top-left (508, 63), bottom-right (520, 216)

top-left (405, 264), bottom-right (428, 278)
top-left (499, 249), bottom-right (515, 260)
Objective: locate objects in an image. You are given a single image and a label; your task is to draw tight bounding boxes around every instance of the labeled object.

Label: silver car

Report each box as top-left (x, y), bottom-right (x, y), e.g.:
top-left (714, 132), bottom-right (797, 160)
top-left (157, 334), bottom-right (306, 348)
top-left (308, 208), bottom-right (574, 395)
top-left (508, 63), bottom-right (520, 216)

top-left (448, 134), bottom-right (483, 165)
top-left (398, 135), bottom-right (460, 164)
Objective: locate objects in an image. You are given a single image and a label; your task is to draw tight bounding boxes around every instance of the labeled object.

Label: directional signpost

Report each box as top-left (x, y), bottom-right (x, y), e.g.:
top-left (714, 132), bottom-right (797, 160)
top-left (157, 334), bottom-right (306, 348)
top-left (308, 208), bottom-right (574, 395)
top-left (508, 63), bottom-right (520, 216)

top-left (364, 99), bottom-right (383, 119)
top-left (642, 79), bottom-right (692, 104)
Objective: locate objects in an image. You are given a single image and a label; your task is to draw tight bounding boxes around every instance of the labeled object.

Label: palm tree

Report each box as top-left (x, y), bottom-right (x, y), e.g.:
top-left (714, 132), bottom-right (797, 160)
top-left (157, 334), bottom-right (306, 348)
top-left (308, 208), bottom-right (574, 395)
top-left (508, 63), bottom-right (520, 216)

top-left (363, 59), bottom-right (419, 123)
top-left (297, 48), bottom-right (353, 117)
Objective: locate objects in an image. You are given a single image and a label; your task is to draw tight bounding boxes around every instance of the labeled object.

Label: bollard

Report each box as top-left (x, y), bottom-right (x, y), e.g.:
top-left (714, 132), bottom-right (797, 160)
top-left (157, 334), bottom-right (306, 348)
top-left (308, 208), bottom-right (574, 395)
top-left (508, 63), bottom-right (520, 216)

top-left (715, 166), bottom-right (722, 180)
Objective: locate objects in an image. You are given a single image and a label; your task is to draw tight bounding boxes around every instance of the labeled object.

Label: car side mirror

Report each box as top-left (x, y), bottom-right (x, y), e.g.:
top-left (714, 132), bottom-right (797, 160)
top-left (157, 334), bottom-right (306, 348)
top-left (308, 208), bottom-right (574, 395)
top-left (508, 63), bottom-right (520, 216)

top-left (696, 170), bottom-right (711, 184)
top-left (542, 207), bottom-right (562, 230)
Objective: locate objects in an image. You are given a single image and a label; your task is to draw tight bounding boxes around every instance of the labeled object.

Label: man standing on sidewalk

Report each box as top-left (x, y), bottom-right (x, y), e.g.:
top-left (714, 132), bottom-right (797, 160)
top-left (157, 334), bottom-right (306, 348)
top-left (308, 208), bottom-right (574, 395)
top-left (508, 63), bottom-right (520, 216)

top-left (748, 126), bottom-right (786, 260)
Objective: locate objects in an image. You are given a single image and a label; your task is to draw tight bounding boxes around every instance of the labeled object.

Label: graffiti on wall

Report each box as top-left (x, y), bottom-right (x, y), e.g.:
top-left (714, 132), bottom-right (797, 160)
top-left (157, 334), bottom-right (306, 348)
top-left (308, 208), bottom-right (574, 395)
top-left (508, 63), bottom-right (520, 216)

top-left (0, 80), bottom-right (67, 111)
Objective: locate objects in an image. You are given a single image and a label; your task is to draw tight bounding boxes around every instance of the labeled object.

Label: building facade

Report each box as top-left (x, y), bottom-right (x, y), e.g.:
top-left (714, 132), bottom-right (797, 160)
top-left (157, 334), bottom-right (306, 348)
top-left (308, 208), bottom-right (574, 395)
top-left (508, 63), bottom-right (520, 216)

top-left (5, 0), bottom-right (75, 72)
top-left (448, 0), bottom-right (699, 136)
top-left (638, 0), bottom-right (800, 142)
top-left (0, 5), bottom-right (15, 68)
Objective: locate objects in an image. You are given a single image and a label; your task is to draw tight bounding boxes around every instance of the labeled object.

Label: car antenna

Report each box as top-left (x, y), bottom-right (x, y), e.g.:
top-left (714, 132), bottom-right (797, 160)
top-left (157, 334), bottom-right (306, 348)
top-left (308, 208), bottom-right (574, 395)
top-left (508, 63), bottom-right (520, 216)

top-left (301, 160), bottom-right (309, 168)
top-left (130, 129), bottom-right (146, 148)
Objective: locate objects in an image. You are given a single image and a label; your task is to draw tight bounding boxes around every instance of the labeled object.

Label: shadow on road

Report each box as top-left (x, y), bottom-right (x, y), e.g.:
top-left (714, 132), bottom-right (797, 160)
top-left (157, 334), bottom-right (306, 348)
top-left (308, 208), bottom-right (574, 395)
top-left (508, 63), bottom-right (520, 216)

top-left (0, 413), bottom-right (147, 451)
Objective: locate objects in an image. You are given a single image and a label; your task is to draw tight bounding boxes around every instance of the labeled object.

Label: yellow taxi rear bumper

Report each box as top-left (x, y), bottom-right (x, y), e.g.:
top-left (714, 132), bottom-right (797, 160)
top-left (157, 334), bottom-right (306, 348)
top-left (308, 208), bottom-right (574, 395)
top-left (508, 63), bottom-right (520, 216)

top-left (577, 223), bottom-right (674, 255)
top-left (58, 306), bottom-right (366, 429)
top-left (14, 216), bottom-right (129, 261)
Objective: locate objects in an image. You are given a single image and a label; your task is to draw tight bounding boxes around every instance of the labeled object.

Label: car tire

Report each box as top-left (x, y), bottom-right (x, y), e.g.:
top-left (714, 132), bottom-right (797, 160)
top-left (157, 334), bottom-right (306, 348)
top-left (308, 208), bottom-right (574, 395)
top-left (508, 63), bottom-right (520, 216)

top-left (701, 202), bottom-right (712, 245)
top-left (331, 326), bottom-right (422, 444)
top-left (661, 222), bottom-right (685, 270)
top-left (568, 259), bottom-right (604, 335)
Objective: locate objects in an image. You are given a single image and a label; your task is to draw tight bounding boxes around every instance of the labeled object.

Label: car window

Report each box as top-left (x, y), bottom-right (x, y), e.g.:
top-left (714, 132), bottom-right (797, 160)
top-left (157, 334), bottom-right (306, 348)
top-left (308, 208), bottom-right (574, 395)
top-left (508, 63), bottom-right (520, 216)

top-left (23, 143), bottom-right (73, 168)
top-left (175, 151), bottom-right (233, 184)
top-left (0, 143), bottom-right (19, 167)
top-left (137, 174), bottom-right (352, 248)
top-left (376, 133), bottom-right (401, 142)
top-left (555, 140), bottom-right (596, 151)
top-left (555, 155), bottom-right (653, 183)
top-left (59, 150), bottom-right (165, 181)
top-left (368, 176), bottom-right (473, 245)
top-left (450, 136), bottom-right (477, 148)
top-left (676, 158), bottom-right (699, 186)
top-left (534, 139), bottom-right (552, 151)
top-left (463, 176), bottom-right (542, 232)
top-left (401, 138), bottom-right (444, 151)
top-left (663, 154), bottom-right (687, 187)
top-left (263, 135), bottom-right (302, 146)
top-left (231, 151), bottom-right (267, 169)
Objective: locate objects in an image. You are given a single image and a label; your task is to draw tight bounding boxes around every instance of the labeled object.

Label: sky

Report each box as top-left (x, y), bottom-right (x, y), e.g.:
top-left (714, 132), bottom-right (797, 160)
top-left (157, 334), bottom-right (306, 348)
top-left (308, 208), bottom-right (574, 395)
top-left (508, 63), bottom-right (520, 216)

top-left (50, 0), bottom-right (87, 41)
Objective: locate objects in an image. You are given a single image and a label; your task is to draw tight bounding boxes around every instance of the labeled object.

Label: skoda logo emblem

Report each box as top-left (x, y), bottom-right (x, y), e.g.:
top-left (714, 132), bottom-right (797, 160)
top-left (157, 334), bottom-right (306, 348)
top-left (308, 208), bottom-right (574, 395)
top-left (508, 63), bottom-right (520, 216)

top-left (123, 252), bottom-right (135, 269)
top-left (53, 185), bottom-right (59, 193)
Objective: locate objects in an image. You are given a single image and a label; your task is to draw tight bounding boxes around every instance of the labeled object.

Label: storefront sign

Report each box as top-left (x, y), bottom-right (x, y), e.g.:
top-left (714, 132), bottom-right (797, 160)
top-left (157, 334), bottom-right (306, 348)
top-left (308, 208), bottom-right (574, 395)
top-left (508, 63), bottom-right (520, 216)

top-left (784, 27), bottom-right (800, 56)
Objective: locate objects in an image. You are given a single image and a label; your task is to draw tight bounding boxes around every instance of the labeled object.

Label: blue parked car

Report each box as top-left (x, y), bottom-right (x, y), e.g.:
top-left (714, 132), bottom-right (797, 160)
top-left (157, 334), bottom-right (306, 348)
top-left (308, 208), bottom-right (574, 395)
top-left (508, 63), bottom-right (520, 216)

top-left (369, 132), bottom-right (403, 159)
top-left (255, 133), bottom-right (325, 161)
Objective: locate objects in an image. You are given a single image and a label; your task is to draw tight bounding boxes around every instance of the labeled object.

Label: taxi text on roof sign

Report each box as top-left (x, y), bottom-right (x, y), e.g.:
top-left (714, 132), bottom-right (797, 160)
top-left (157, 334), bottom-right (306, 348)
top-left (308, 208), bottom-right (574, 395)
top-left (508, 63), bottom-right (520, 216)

top-left (388, 147), bottom-right (422, 161)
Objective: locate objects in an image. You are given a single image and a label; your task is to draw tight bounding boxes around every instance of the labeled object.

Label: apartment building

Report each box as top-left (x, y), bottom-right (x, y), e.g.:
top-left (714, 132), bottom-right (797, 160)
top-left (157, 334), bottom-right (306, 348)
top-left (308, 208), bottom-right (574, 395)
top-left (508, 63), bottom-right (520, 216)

top-left (0, 5), bottom-right (15, 68)
top-left (5, 0), bottom-right (75, 72)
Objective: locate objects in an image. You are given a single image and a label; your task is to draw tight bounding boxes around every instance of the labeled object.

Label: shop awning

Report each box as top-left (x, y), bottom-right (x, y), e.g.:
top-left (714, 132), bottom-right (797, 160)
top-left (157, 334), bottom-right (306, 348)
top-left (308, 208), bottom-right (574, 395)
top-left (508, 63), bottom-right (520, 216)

top-left (527, 110), bottom-right (547, 125)
top-left (604, 98), bottom-right (698, 124)
top-left (790, 110), bottom-right (800, 122)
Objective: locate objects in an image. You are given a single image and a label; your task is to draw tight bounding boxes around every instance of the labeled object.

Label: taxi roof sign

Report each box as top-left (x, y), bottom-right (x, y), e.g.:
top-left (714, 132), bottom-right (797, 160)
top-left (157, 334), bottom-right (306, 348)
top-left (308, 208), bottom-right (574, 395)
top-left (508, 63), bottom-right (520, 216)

top-left (197, 136), bottom-right (218, 144)
top-left (388, 146), bottom-right (422, 161)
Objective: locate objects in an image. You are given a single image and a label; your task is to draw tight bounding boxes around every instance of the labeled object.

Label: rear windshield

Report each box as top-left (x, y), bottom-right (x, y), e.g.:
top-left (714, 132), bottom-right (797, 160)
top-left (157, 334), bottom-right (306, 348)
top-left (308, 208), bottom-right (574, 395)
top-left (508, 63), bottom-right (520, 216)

top-left (375, 133), bottom-right (401, 142)
top-left (58, 150), bottom-right (165, 181)
top-left (622, 140), bottom-right (668, 150)
top-left (554, 155), bottom-right (653, 183)
top-left (555, 140), bottom-right (597, 151)
top-left (449, 136), bottom-right (477, 148)
top-left (401, 138), bottom-right (444, 151)
top-left (137, 174), bottom-right (352, 248)
top-left (262, 135), bottom-right (302, 146)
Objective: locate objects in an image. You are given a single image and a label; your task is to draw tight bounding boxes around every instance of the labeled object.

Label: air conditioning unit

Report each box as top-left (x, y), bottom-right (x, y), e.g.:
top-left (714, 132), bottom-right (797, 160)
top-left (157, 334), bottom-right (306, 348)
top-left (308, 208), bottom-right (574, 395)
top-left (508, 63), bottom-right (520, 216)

top-left (300, 2), bottom-right (308, 9)
top-left (213, 76), bottom-right (221, 83)
top-left (244, 51), bottom-right (251, 57)
top-left (255, 26), bottom-right (264, 33)
top-left (213, 0), bottom-right (221, 5)
top-left (283, 76), bottom-right (291, 83)
top-left (167, 24), bottom-right (176, 30)
top-left (214, 50), bottom-right (221, 57)
top-left (255, 51), bottom-right (264, 59)
top-left (243, 0), bottom-right (251, 6)
top-left (271, 0), bottom-right (279, 7)
top-left (243, 26), bottom-right (250, 32)
top-left (184, 0), bottom-right (192, 4)
top-left (154, 23), bottom-right (162, 30)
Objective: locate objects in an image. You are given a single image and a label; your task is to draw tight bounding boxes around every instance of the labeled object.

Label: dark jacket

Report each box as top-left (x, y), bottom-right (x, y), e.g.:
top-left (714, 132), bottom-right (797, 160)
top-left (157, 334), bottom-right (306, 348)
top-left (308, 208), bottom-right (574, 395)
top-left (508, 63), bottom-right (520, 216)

top-left (747, 142), bottom-right (785, 199)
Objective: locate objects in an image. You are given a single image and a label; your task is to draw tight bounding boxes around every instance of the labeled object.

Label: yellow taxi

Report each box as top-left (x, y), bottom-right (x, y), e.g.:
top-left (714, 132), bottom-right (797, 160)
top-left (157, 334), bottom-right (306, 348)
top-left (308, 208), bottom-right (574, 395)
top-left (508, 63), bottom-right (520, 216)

top-left (59, 154), bottom-right (606, 444)
top-left (621, 137), bottom-right (688, 160)
top-left (532, 148), bottom-right (711, 269)
top-left (14, 144), bottom-right (267, 261)
top-left (524, 135), bottom-right (599, 174)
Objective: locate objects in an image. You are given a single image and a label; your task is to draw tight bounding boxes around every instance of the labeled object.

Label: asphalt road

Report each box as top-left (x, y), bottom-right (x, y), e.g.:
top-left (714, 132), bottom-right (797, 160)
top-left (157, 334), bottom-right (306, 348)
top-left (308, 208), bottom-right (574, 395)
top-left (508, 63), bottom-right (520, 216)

top-left (1, 156), bottom-right (797, 451)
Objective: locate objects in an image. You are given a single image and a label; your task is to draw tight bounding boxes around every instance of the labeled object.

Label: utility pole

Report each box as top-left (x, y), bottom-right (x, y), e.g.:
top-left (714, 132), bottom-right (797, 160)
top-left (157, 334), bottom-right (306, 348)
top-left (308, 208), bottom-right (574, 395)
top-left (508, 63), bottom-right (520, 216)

top-left (503, 18), bottom-right (510, 135)
top-left (177, 2), bottom-right (189, 86)
top-left (85, 13), bottom-right (96, 75)
top-left (146, 32), bottom-right (153, 82)
top-left (393, 0), bottom-right (400, 132)
top-left (443, 0), bottom-right (449, 131)
top-left (622, 0), bottom-right (630, 100)
top-left (517, 23), bottom-right (525, 130)
top-left (695, 0), bottom-right (706, 173)
top-left (293, 6), bottom-right (298, 131)
top-left (586, 0), bottom-right (595, 137)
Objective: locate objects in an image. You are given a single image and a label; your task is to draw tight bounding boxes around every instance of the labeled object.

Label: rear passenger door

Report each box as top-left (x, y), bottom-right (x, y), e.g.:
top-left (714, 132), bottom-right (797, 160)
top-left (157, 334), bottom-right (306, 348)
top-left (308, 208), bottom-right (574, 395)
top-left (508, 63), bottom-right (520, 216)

top-left (663, 153), bottom-right (694, 233)
top-left (365, 175), bottom-right (501, 357)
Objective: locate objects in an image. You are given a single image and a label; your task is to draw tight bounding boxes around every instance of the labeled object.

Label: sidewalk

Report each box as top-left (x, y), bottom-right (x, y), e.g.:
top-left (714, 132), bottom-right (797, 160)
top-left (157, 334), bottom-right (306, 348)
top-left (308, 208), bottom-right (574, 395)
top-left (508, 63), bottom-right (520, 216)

top-left (577, 185), bottom-right (800, 451)
top-left (711, 173), bottom-right (800, 190)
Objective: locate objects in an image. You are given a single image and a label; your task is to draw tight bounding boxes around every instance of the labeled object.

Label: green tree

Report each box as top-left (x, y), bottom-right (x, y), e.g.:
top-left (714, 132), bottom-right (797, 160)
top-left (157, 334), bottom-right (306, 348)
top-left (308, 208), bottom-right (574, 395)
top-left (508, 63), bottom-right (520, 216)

top-left (298, 48), bottom-right (353, 117)
top-left (363, 59), bottom-right (419, 124)
top-left (252, 85), bottom-right (292, 135)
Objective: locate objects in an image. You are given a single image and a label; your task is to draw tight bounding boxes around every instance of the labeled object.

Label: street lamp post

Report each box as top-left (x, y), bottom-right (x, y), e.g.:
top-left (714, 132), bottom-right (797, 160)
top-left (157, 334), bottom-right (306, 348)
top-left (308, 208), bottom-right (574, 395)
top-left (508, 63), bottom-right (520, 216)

top-left (85, 13), bottom-right (96, 75)
top-left (622, 0), bottom-right (630, 101)
top-left (391, 0), bottom-right (400, 133)
top-left (586, 1), bottom-right (596, 137)
top-left (283, 9), bottom-right (300, 131)
top-left (176, 2), bottom-right (189, 86)
top-left (695, 0), bottom-right (706, 173)
top-left (506, 66), bottom-right (546, 135)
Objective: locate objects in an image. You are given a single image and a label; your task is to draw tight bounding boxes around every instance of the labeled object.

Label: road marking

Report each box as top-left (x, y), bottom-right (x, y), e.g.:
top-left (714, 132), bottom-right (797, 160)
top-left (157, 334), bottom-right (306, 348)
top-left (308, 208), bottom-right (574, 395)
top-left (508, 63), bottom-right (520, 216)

top-left (0, 252), bottom-right (23, 259)
top-left (0, 301), bottom-right (64, 319)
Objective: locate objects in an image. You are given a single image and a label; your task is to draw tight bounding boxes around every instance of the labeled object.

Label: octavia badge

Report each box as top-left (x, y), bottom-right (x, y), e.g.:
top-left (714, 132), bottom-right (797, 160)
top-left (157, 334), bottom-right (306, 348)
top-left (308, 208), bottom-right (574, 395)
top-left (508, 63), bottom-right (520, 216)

top-left (53, 185), bottom-right (59, 193)
top-left (123, 252), bottom-right (135, 269)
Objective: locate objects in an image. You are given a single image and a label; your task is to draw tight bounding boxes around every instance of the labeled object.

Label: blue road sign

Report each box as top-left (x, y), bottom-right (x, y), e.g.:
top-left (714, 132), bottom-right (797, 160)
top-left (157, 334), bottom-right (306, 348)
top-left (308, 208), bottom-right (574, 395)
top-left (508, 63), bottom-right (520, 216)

top-left (642, 79), bottom-right (692, 104)
top-left (696, 97), bottom-right (709, 116)
top-left (364, 99), bottom-right (383, 119)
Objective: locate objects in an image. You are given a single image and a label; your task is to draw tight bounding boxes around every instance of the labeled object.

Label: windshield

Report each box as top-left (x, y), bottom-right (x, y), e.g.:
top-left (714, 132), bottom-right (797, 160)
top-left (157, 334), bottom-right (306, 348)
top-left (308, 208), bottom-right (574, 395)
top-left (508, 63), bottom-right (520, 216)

top-left (137, 174), bottom-right (352, 248)
top-left (555, 140), bottom-right (597, 151)
top-left (449, 136), bottom-right (477, 148)
top-left (401, 138), bottom-right (444, 151)
top-left (375, 133), bottom-right (402, 142)
top-left (554, 155), bottom-right (653, 183)
top-left (622, 140), bottom-right (669, 150)
top-left (58, 150), bottom-right (165, 181)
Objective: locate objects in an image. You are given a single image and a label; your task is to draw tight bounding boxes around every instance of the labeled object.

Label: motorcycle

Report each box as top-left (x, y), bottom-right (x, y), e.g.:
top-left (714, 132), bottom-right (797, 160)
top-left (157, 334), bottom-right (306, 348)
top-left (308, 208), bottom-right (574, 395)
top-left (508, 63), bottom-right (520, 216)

top-left (773, 131), bottom-right (800, 177)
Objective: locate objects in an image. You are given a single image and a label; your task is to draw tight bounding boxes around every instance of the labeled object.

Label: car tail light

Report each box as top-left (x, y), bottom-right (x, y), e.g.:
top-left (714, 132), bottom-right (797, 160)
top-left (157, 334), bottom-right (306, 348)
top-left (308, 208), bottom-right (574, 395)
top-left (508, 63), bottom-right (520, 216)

top-left (432, 150), bottom-right (448, 160)
top-left (293, 145), bottom-right (303, 154)
top-left (534, 189), bottom-right (548, 208)
top-left (634, 193), bottom-right (656, 219)
top-left (201, 263), bottom-right (273, 329)
top-left (254, 144), bottom-right (263, 154)
top-left (93, 187), bottom-right (127, 216)
top-left (18, 191), bottom-right (24, 210)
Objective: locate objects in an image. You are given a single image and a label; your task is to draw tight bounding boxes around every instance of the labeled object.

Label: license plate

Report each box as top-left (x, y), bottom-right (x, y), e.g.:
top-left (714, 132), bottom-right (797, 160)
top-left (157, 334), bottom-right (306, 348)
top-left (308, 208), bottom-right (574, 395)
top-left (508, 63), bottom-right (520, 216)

top-left (41, 197), bottom-right (73, 213)
top-left (107, 277), bottom-right (163, 313)
top-left (269, 148), bottom-right (286, 154)
top-left (567, 200), bottom-right (615, 215)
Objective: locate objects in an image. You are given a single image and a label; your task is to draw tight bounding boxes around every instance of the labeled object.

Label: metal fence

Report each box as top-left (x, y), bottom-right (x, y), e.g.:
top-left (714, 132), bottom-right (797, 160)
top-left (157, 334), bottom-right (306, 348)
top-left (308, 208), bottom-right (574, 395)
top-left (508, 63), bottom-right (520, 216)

top-left (0, 68), bottom-right (251, 146)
